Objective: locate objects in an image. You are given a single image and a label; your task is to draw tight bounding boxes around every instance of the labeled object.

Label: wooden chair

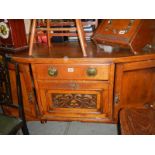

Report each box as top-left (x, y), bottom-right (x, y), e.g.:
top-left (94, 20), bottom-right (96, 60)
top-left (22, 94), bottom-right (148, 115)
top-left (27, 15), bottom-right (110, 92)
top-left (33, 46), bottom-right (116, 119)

top-left (0, 52), bottom-right (29, 135)
top-left (28, 19), bottom-right (98, 57)
top-left (118, 105), bottom-right (155, 135)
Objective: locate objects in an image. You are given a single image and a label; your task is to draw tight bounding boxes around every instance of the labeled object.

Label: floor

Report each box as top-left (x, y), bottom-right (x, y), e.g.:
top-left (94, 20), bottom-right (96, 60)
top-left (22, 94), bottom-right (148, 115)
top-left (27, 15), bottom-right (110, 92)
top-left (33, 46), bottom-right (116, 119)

top-left (27, 121), bottom-right (118, 135)
top-left (0, 107), bottom-right (117, 135)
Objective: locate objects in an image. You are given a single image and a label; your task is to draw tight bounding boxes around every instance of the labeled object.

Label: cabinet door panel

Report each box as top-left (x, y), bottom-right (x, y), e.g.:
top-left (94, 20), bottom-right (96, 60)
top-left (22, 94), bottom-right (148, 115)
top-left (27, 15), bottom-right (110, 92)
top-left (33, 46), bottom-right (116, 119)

top-left (3, 64), bottom-right (38, 120)
top-left (38, 81), bottom-right (112, 121)
top-left (114, 60), bottom-right (155, 121)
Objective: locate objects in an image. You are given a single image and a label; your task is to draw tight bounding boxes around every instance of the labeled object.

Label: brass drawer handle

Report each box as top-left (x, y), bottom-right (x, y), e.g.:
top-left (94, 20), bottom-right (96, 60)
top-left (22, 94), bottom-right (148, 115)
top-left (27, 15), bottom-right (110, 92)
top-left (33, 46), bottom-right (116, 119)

top-left (48, 67), bottom-right (58, 77)
top-left (87, 67), bottom-right (97, 76)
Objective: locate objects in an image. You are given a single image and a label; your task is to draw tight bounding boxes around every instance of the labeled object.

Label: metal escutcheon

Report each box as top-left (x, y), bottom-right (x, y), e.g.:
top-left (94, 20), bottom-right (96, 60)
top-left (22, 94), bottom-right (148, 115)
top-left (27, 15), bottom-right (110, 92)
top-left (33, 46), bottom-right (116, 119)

top-left (87, 67), bottom-right (97, 76)
top-left (48, 67), bottom-right (58, 77)
top-left (69, 83), bottom-right (79, 90)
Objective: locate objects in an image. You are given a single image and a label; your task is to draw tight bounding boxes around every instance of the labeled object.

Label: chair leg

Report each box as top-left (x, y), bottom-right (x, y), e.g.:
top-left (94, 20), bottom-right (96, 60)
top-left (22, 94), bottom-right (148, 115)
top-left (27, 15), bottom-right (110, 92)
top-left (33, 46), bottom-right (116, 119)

top-left (75, 19), bottom-right (87, 57)
top-left (22, 123), bottom-right (30, 135)
top-left (117, 109), bottom-right (122, 135)
top-left (29, 19), bottom-right (37, 56)
top-left (117, 121), bottom-right (121, 135)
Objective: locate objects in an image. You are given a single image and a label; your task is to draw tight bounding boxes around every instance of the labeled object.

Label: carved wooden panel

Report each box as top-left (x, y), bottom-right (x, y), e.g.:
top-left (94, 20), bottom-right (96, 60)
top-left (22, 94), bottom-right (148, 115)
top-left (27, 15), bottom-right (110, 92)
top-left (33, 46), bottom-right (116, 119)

top-left (51, 93), bottom-right (97, 109)
top-left (0, 59), bottom-right (12, 104)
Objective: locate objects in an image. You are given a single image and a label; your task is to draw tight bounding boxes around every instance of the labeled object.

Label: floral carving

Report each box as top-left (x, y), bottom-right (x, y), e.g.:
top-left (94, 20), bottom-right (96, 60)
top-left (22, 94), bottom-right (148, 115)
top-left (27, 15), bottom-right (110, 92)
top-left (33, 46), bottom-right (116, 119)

top-left (51, 93), bottom-right (97, 109)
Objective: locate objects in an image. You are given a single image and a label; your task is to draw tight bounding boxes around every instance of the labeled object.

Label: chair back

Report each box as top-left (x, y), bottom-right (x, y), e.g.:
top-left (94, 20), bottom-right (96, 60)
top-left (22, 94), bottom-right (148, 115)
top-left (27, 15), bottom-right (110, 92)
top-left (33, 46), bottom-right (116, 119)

top-left (0, 53), bottom-right (12, 105)
top-left (28, 19), bottom-right (98, 56)
top-left (0, 52), bottom-right (26, 121)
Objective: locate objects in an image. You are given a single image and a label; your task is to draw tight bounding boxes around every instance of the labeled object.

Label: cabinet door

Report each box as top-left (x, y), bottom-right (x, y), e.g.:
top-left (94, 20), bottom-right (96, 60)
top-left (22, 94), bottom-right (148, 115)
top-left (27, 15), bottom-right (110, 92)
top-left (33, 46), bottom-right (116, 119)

top-left (4, 64), bottom-right (38, 120)
top-left (38, 80), bottom-right (112, 122)
top-left (114, 60), bottom-right (155, 121)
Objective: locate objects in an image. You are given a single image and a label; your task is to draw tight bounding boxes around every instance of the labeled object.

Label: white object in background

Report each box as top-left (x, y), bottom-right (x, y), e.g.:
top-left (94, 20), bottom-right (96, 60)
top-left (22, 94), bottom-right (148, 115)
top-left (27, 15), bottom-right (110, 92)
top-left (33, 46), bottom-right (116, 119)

top-left (98, 44), bottom-right (113, 53)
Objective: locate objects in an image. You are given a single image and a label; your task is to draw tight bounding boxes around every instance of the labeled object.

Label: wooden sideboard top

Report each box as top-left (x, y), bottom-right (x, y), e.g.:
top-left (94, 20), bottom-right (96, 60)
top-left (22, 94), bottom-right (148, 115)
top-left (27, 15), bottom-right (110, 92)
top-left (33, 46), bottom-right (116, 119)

top-left (3, 41), bottom-right (155, 63)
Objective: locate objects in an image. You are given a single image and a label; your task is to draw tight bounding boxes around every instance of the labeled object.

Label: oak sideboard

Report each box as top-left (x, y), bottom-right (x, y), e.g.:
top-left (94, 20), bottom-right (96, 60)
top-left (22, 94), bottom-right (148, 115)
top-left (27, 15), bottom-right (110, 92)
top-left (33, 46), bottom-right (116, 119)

top-left (3, 42), bottom-right (155, 123)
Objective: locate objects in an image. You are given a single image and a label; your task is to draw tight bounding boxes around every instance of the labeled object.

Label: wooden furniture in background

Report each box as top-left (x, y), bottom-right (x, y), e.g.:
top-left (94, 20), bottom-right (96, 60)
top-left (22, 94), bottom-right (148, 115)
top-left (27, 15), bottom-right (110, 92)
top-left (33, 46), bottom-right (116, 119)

top-left (0, 19), bottom-right (28, 51)
top-left (92, 19), bottom-right (155, 54)
top-left (29, 19), bottom-right (92, 57)
top-left (0, 52), bottom-right (29, 134)
top-left (119, 108), bottom-right (155, 135)
top-left (36, 19), bottom-right (98, 43)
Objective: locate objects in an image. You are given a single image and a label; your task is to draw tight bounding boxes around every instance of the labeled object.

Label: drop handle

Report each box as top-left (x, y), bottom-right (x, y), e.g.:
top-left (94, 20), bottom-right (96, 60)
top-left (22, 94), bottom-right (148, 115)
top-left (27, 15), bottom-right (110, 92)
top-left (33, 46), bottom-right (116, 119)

top-left (87, 67), bottom-right (97, 76)
top-left (48, 67), bottom-right (58, 77)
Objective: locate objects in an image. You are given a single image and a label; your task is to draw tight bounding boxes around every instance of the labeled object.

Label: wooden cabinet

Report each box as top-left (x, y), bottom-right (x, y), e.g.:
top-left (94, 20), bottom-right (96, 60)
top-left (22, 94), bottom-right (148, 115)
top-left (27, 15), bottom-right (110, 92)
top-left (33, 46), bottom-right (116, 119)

top-left (10, 59), bottom-right (154, 123)
top-left (114, 60), bottom-right (155, 121)
top-left (6, 56), bottom-right (155, 123)
top-left (8, 42), bottom-right (155, 123)
top-left (8, 57), bottom-right (155, 123)
top-left (32, 62), bottom-right (114, 122)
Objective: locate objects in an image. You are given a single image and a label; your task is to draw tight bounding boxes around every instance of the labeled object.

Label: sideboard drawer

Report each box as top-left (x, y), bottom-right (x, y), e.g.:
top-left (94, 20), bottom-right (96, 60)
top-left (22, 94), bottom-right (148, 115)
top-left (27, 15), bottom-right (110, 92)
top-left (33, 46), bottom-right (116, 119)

top-left (38, 80), bottom-right (108, 90)
top-left (33, 64), bottom-right (110, 80)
